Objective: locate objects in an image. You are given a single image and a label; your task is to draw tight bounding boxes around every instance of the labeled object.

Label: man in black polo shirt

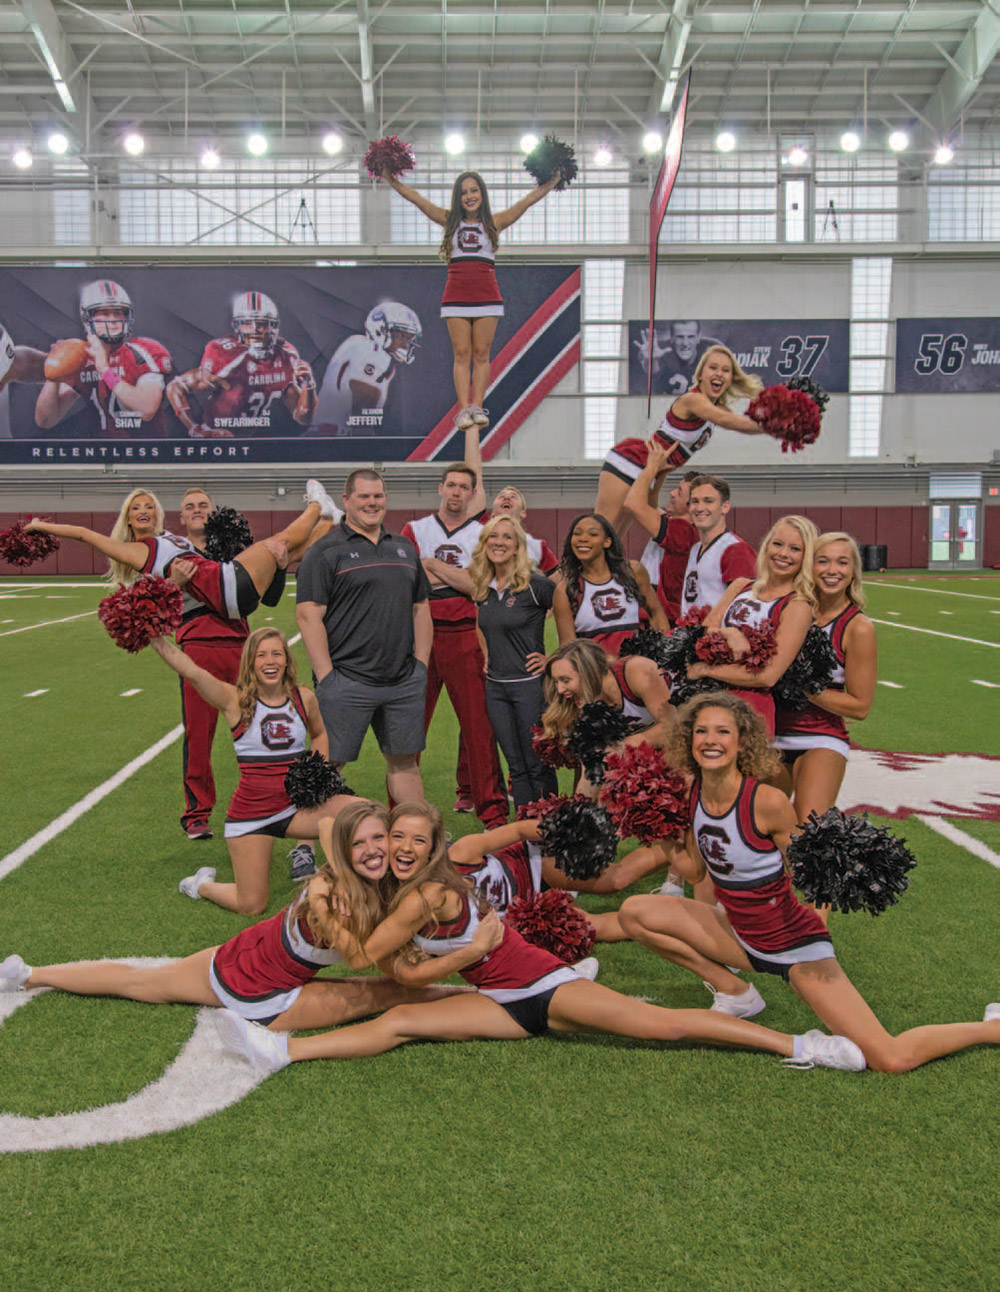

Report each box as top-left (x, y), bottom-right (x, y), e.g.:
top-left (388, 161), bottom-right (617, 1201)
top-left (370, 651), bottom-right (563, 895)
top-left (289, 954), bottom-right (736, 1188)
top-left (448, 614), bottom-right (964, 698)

top-left (295, 468), bottom-right (432, 802)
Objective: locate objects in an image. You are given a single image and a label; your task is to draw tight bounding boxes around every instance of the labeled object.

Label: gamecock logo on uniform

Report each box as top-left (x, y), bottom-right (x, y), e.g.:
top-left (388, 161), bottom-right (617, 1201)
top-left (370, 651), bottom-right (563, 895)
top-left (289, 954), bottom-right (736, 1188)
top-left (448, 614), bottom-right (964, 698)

top-left (260, 715), bottom-right (295, 751)
top-left (683, 573), bottom-right (699, 602)
top-left (434, 543), bottom-right (464, 568)
top-left (696, 825), bottom-right (734, 873)
top-left (591, 591), bottom-right (626, 623)
top-left (726, 599), bottom-right (758, 626)
top-left (458, 227), bottom-right (483, 253)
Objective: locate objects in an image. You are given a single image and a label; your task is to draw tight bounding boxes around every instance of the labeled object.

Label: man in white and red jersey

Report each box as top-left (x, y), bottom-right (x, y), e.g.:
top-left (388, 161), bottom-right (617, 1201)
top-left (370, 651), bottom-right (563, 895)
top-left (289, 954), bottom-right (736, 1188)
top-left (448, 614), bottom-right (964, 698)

top-left (483, 485), bottom-right (560, 578)
top-left (34, 280), bottom-right (172, 437)
top-left (632, 468), bottom-right (700, 623)
top-left (166, 291), bottom-right (316, 439)
top-left (313, 301), bottom-right (421, 437)
top-left (402, 463), bottom-right (507, 828)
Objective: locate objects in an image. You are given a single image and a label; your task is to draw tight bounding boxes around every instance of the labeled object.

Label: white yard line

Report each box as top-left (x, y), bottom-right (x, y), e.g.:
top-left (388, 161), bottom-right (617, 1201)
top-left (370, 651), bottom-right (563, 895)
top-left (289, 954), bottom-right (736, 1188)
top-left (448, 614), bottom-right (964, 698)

top-left (120, 688), bottom-right (143, 697)
top-left (23, 689), bottom-right (49, 698)
top-left (869, 618), bottom-right (999, 648)
top-left (874, 581), bottom-right (1000, 603)
top-left (877, 680), bottom-right (904, 688)
top-left (972, 680), bottom-right (1000, 688)
top-left (916, 815), bottom-right (1000, 869)
top-left (0, 611), bottom-right (96, 637)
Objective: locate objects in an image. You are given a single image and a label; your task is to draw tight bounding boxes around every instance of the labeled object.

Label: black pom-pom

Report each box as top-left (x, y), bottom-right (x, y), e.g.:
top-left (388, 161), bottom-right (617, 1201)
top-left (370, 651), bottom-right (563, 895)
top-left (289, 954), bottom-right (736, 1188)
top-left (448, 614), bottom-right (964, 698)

top-left (787, 374), bottom-right (830, 416)
top-left (772, 625), bottom-right (838, 712)
top-left (567, 702), bottom-right (640, 783)
top-left (661, 622), bottom-right (705, 674)
top-left (203, 507), bottom-right (253, 563)
top-left (98, 576), bottom-right (184, 652)
top-left (506, 890), bottom-right (595, 964)
top-left (787, 808), bottom-right (917, 916)
top-left (0, 519), bottom-right (60, 569)
top-left (364, 135), bottom-right (415, 179)
top-left (537, 796), bottom-right (619, 881)
top-left (665, 673), bottom-right (728, 708)
top-left (284, 751), bottom-right (355, 810)
top-left (620, 627), bottom-right (672, 671)
top-left (523, 135), bottom-right (577, 190)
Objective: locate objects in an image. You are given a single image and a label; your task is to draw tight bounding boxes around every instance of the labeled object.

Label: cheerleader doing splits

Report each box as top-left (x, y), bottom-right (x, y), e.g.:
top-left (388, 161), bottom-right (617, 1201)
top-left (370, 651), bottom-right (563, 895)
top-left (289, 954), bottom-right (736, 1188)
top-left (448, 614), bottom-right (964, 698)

top-left (0, 802), bottom-right (462, 1030)
top-left (618, 694), bottom-right (1000, 1072)
top-left (151, 629), bottom-right (360, 915)
top-left (597, 345), bottom-right (764, 536)
top-left (381, 168), bottom-right (561, 430)
top-left (216, 801), bottom-right (866, 1074)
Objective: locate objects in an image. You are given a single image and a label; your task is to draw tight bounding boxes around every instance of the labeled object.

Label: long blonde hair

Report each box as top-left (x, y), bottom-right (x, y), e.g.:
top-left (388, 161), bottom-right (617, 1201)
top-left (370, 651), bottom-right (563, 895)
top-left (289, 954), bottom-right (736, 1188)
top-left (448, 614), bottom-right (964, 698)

top-left (106, 488), bottom-right (165, 586)
top-left (301, 801), bottom-right (391, 948)
top-left (235, 628), bottom-right (298, 728)
top-left (693, 345), bottom-right (763, 409)
top-left (468, 515), bottom-right (534, 601)
top-left (752, 514), bottom-right (818, 611)
top-left (815, 531), bottom-right (867, 610)
top-left (541, 639), bottom-right (611, 738)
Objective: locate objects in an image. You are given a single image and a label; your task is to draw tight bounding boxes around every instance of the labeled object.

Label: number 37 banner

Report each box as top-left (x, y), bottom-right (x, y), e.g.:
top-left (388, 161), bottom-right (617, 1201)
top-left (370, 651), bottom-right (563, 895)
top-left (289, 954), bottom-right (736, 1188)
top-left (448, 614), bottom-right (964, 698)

top-left (895, 318), bottom-right (1000, 392)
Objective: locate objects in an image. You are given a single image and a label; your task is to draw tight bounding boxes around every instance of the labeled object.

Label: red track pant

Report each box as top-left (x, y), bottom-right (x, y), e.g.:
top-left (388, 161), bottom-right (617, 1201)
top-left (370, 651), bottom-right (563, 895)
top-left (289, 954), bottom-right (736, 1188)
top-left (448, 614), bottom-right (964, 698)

top-left (178, 638), bottom-right (244, 831)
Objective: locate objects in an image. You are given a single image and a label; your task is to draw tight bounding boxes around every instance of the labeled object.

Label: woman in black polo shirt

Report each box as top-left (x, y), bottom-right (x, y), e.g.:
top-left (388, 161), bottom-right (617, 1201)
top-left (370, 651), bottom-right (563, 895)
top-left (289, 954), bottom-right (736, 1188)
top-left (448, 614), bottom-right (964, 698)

top-left (469, 515), bottom-right (558, 809)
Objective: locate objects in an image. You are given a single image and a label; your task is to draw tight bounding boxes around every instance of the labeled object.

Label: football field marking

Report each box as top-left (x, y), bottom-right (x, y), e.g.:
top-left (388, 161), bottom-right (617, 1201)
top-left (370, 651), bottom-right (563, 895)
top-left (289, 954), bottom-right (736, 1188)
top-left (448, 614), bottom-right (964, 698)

top-left (0, 611), bottom-right (96, 637)
top-left (916, 815), bottom-right (1000, 869)
top-left (972, 679), bottom-right (999, 688)
top-left (869, 618), bottom-right (999, 648)
top-left (875, 581), bottom-right (1000, 602)
top-left (120, 688), bottom-right (143, 697)
top-left (23, 689), bottom-right (49, 698)
top-left (877, 680), bottom-right (903, 688)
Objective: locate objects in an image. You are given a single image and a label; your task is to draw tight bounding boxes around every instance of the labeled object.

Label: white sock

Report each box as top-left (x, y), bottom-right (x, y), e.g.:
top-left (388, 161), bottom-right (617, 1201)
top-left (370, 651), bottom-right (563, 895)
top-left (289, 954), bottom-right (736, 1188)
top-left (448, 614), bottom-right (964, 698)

top-left (792, 1034), bottom-right (805, 1060)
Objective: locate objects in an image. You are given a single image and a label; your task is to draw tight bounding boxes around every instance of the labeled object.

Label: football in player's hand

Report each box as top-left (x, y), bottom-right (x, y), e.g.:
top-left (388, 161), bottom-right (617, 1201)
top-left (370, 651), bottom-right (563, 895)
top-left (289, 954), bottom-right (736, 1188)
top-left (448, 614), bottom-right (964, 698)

top-left (44, 338), bottom-right (89, 380)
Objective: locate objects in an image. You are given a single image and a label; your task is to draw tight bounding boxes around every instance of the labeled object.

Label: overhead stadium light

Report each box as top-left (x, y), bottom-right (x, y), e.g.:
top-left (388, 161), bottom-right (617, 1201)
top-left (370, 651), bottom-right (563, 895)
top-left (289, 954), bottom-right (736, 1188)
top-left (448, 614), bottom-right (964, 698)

top-left (520, 133), bottom-right (539, 154)
top-left (840, 130), bottom-right (861, 153)
top-left (246, 132), bottom-right (268, 156)
top-left (12, 147), bottom-right (33, 170)
top-left (200, 147), bottom-right (221, 170)
top-left (47, 131), bottom-right (69, 155)
top-left (322, 131), bottom-right (343, 155)
top-left (642, 131), bottom-right (663, 154)
top-left (593, 145), bottom-right (613, 167)
top-left (888, 130), bottom-right (909, 153)
top-left (444, 132), bottom-right (465, 156)
top-left (123, 131), bottom-right (145, 156)
top-left (716, 131), bottom-right (736, 153)
top-left (788, 145), bottom-right (809, 166)
top-left (934, 143), bottom-right (954, 165)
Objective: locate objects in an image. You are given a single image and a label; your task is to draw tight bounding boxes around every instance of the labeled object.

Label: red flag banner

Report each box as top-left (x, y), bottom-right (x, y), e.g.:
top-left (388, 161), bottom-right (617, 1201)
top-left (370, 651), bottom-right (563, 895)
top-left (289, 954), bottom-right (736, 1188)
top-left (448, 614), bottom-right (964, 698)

top-left (648, 74), bottom-right (691, 413)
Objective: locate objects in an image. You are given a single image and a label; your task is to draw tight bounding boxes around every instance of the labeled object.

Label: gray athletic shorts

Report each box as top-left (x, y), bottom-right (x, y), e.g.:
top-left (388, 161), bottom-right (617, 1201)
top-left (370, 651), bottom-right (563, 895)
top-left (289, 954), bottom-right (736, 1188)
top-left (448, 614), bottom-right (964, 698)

top-left (316, 661), bottom-right (427, 763)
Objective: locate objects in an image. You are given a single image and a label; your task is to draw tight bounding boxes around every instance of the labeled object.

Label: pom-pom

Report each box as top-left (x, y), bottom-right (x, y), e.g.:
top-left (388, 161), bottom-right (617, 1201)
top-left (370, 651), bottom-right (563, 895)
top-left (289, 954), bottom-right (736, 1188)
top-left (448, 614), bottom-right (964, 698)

top-left (694, 631), bottom-right (733, 666)
top-left (284, 751), bottom-right (355, 810)
top-left (523, 134), bottom-right (577, 190)
top-left (364, 135), bottom-right (415, 180)
top-left (739, 622), bottom-right (778, 673)
top-left (620, 627), bottom-right (672, 671)
top-left (787, 808), bottom-right (917, 916)
top-left (530, 725), bottom-right (576, 770)
top-left (665, 672), bottom-right (728, 708)
top-left (675, 605), bottom-right (711, 628)
top-left (566, 702), bottom-right (641, 783)
top-left (787, 374), bottom-right (830, 416)
top-left (98, 576), bottom-right (183, 652)
top-left (203, 506), bottom-right (253, 563)
top-left (0, 519), bottom-right (60, 569)
top-left (747, 383), bottom-right (823, 453)
top-left (537, 796), bottom-right (619, 881)
top-left (599, 744), bottom-right (690, 844)
top-left (514, 793), bottom-right (565, 823)
top-left (505, 889), bottom-right (595, 964)
top-left (772, 626), bottom-right (838, 712)
top-left (661, 621), bottom-right (706, 674)
top-left (44, 337), bottom-right (89, 380)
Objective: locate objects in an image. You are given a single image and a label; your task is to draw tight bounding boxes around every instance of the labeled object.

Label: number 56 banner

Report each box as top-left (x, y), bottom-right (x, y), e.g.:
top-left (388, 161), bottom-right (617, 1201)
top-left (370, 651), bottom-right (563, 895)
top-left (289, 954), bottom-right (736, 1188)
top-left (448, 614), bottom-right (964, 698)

top-left (895, 318), bottom-right (1000, 392)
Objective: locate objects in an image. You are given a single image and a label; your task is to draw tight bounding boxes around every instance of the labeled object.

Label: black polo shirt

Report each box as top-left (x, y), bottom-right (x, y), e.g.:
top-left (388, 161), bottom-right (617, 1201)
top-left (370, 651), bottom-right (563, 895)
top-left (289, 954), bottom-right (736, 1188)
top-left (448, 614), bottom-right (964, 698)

top-left (476, 572), bottom-right (554, 681)
top-left (296, 521), bottom-right (430, 685)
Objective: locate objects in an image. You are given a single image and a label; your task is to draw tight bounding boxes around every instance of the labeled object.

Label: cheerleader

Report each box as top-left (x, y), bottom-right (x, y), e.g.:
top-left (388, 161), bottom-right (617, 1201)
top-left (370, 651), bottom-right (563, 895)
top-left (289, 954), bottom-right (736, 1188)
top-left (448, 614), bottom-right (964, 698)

top-left (597, 345), bottom-right (764, 536)
top-left (381, 168), bottom-right (561, 429)
top-left (151, 629), bottom-right (359, 915)
top-left (215, 801), bottom-right (866, 1074)
top-left (685, 515), bottom-right (818, 736)
top-left (542, 639), bottom-right (673, 753)
top-left (618, 694), bottom-right (1000, 1072)
top-left (0, 803), bottom-right (461, 1029)
top-left (553, 512), bottom-right (666, 657)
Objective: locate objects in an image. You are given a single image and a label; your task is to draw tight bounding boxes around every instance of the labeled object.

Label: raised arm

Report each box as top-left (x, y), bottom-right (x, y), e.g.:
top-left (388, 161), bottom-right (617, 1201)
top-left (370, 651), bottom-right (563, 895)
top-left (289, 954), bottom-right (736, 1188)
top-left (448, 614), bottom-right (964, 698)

top-left (383, 175), bottom-right (449, 225)
top-left (464, 424), bottom-right (487, 517)
top-left (34, 379), bottom-right (82, 428)
top-left (23, 518), bottom-right (148, 573)
top-left (809, 615), bottom-right (877, 720)
top-left (673, 389), bottom-right (763, 435)
top-left (623, 441), bottom-right (673, 539)
top-left (494, 176), bottom-right (561, 232)
top-left (150, 635), bottom-right (240, 722)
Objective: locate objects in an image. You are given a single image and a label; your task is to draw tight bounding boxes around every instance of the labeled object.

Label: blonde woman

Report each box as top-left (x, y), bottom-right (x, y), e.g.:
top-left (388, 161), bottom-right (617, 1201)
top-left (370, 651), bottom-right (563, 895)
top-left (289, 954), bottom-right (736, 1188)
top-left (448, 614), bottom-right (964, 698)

top-left (598, 345), bottom-right (765, 535)
top-left (686, 515), bottom-right (819, 737)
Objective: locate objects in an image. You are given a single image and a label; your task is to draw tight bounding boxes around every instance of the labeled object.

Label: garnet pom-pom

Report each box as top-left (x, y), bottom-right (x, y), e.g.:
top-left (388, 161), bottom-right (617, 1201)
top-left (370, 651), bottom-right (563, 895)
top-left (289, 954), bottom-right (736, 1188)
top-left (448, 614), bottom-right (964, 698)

top-left (599, 744), bottom-right (690, 844)
top-left (740, 622), bottom-right (778, 673)
top-left (284, 751), bottom-right (355, 810)
top-left (619, 627), bottom-right (672, 671)
top-left (788, 374), bottom-right (830, 416)
top-left (530, 725), bottom-right (576, 769)
top-left (747, 383), bottom-right (823, 453)
top-left (364, 135), bottom-right (415, 179)
top-left (203, 506), bottom-right (253, 563)
top-left (788, 808), bottom-right (917, 916)
top-left (567, 702), bottom-right (640, 783)
top-left (98, 576), bottom-right (183, 652)
top-left (0, 520), bottom-right (60, 569)
top-left (537, 796), bottom-right (619, 881)
top-left (694, 631), bottom-right (733, 666)
top-left (514, 792), bottom-right (565, 823)
top-left (506, 889), bottom-right (595, 964)
top-left (676, 605), bottom-right (711, 628)
top-left (772, 625), bottom-right (838, 712)
top-left (523, 135), bottom-right (577, 190)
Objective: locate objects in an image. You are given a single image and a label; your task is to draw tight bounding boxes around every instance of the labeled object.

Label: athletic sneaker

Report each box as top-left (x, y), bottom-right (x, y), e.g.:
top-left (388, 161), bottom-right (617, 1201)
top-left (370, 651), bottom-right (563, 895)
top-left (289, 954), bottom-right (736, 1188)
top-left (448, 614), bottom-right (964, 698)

top-left (705, 982), bottom-right (766, 1018)
top-left (216, 1009), bottom-right (291, 1076)
top-left (471, 406), bottom-right (490, 427)
top-left (984, 1003), bottom-right (1000, 1022)
top-left (178, 866), bottom-right (216, 900)
top-left (784, 1030), bottom-right (867, 1072)
top-left (0, 954), bottom-right (31, 992)
top-left (304, 478), bottom-right (343, 523)
top-left (185, 824), bottom-right (213, 841)
top-left (289, 843), bottom-right (316, 881)
top-left (574, 957), bottom-right (600, 981)
top-left (453, 796), bottom-right (475, 814)
top-left (456, 406), bottom-right (476, 431)
top-left (656, 876), bottom-right (685, 897)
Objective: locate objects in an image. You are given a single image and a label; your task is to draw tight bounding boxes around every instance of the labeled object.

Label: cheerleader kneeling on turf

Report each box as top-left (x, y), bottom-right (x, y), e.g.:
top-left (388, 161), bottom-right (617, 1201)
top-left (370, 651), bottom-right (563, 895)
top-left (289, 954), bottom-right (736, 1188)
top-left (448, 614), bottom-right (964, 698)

top-left (215, 799), bottom-right (868, 1075)
top-left (617, 693), bottom-right (1000, 1073)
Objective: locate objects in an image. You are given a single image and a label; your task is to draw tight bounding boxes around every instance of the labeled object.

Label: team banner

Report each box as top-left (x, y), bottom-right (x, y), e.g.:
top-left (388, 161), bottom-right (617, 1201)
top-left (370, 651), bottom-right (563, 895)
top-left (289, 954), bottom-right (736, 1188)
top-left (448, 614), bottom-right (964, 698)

top-left (0, 264), bottom-right (580, 465)
top-left (895, 317), bottom-right (1000, 392)
top-left (627, 318), bottom-right (849, 397)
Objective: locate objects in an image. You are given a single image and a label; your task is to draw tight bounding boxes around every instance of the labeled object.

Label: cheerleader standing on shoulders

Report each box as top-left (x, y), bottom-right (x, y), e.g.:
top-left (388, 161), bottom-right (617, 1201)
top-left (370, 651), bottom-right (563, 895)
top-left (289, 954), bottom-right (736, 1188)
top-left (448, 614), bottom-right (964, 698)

top-left (618, 694), bottom-right (1000, 1071)
top-left (380, 168), bottom-right (561, 430)
top-left (597, 345), bottom-right (764, 537)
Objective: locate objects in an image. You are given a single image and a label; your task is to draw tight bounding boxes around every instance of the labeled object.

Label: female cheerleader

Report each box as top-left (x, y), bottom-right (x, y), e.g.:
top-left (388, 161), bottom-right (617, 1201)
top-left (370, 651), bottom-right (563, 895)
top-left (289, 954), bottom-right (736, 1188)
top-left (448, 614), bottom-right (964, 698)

top-left (618, 694), bottom-right (1000, 1071)
top-left (151, 628), bottom-right (358, 915)
top-left (0, 802), bottom-right (467, 1028)
top-left (215, 801), bottom-right (866, 1074)
top-left (553, 512), bottom-right (666, 657)
top-left (381, 168), bottom-right (561, 429)
top-left (597, 345), bottom-right (764, 536)
top-left (685, 514), bottom-right (818, 737)
top-left (25, 478), bottom-right (338, 619)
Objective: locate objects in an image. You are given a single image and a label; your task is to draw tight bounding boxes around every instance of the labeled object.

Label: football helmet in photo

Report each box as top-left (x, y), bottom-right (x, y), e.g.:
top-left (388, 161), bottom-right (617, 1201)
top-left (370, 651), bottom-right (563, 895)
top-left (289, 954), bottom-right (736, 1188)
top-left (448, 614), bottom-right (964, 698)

top-left (364, 301), bottom-right (422, 365)
top-left (80, 280), bottom-right (134, 346)
top-left (232, 291), bottom-right (280, 358)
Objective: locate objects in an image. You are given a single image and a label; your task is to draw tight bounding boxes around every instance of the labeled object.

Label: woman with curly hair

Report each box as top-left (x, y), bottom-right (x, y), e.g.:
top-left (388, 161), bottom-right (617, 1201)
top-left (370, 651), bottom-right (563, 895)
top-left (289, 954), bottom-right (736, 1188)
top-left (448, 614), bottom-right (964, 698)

top-left (685, 514), bottom-right (818, 736)
top-left (617, 694), bottom-right (1000, 1071)
top-left (553, 512), bottom-right (666, 657)
top-left (597, 345), bottom-right (764, 536)
top-left (468, 514), bottom-right (558, 809)
top-left (380, 168), bottom-right (561, 430)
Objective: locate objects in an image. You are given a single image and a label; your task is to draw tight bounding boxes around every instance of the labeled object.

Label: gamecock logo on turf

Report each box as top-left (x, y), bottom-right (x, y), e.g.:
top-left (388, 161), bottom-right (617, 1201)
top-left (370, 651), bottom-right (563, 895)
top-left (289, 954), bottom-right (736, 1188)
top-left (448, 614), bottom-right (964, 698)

top-left (840, 749), bottom-right (1000, 821)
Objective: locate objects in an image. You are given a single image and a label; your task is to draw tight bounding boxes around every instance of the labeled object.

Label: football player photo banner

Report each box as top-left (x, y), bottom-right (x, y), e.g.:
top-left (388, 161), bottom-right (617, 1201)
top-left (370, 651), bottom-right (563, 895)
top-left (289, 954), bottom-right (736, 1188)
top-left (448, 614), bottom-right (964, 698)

top-left (627, 317), bottom-right (850, 398)
top-left (895, 317), bottom-right (1000, 392)
top-left (0, 264), bottom-right (581, 464)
